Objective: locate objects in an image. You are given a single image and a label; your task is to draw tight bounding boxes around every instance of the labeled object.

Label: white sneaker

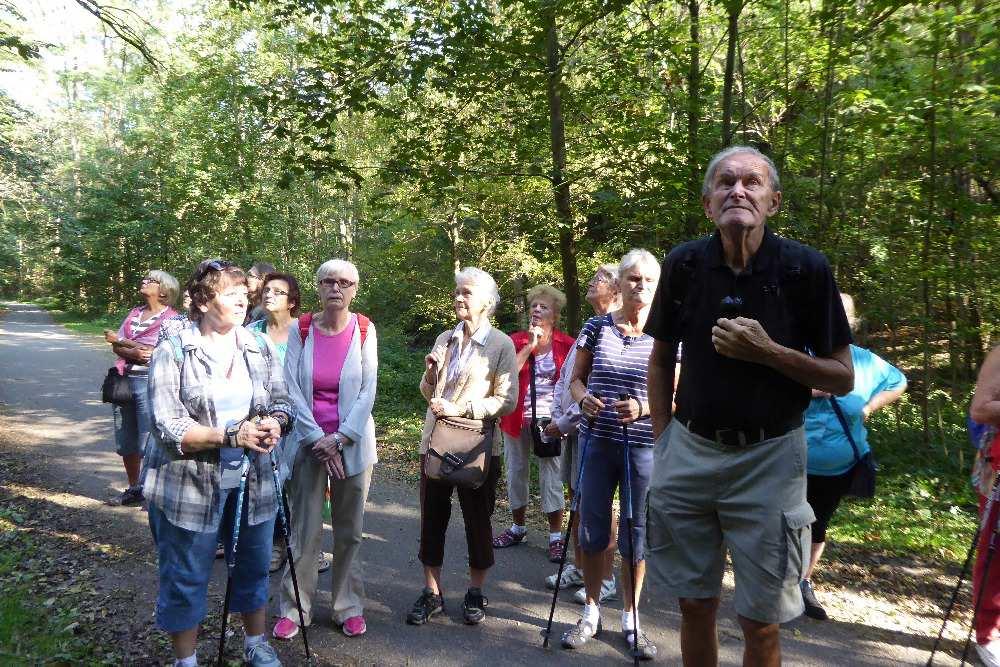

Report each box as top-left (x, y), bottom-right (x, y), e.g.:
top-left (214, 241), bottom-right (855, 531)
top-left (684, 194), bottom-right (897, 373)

top-left (977, 640), bottom-right (1000, 667)
top-left (545, 564), bottom-right (585, 590)
top-left (574, 577), bottom-right (617, 604)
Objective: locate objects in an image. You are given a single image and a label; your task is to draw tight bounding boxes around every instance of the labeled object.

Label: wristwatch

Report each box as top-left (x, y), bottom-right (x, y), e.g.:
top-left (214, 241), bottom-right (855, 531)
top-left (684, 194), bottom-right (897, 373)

top-left (224, 419), bottom-right (243, 448)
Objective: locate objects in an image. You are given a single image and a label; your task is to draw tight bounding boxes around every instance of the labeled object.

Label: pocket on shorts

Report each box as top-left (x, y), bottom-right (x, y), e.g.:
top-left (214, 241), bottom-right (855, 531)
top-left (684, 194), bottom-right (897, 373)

top-left (782, 503), bottom-right (815, 584)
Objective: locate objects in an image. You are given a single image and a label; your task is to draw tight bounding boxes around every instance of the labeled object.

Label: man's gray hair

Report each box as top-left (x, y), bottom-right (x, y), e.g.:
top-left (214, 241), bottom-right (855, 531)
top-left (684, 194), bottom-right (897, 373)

top-left (316, 259), bottom-right (360, 284)
top-left (618, 248), bottom-right (660, 278)
top-left (702, 145), bottom-right (781, 195)
top-left (455, 267), bottom-right (500, 316)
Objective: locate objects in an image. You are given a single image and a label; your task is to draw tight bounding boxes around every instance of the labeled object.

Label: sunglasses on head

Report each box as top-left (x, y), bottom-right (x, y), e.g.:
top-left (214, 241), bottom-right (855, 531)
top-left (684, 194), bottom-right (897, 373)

top-left (195, 260), bottom-right (234, 281)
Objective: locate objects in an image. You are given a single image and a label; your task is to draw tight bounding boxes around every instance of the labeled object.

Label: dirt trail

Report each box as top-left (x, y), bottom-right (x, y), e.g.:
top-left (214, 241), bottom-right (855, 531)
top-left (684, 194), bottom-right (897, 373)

top-left (0, 302), bottom-right (975, 665)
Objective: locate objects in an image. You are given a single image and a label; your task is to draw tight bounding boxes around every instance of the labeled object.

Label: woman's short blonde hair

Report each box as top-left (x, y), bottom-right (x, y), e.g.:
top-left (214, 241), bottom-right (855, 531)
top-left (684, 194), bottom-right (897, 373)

top-left (147, 269), bottom-right (180, 306)
top-left (526, 284), bottom-right (567, 315)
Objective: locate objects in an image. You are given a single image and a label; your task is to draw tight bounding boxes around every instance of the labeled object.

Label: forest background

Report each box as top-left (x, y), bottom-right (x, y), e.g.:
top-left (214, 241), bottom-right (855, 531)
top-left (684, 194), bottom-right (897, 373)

top-left (0, 0), bottom-right (997, 563)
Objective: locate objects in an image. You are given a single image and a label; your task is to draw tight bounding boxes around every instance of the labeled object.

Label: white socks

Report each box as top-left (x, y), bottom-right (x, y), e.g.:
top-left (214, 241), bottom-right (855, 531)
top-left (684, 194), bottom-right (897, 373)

top-left (510, 524), bottom-right (526, 535)
top-left (583, 602), bottom-right (600, 626)
top-left (622, 609), bottom-right (640, 633)
top-left (174, 654), bottom-right (197, 667)
top-left (549, 531), bottom-right (562, 543)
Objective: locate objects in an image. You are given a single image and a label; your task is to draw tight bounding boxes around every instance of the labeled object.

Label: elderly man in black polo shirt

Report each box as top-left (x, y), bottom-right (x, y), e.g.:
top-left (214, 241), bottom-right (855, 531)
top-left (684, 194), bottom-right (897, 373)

top-left (644, 145), bottom-right (854, 666)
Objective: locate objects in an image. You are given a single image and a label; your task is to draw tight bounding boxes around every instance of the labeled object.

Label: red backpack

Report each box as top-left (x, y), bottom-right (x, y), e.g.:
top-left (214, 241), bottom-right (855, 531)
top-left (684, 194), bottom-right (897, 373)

top-left (297, 312), bottom-right (370, 346)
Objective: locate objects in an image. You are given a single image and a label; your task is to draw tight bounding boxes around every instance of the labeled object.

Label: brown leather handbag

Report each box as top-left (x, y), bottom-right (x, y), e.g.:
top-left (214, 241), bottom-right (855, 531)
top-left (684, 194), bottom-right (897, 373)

top-left (425, 416), bottom-right (495, 489)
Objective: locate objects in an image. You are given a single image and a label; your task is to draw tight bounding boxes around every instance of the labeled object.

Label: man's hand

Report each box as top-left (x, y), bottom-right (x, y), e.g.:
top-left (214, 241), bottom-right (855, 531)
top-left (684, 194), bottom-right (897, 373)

top-left (712, 317), bottom-right (775, 363)
top-left (430, 398), bottom-right (462, 418)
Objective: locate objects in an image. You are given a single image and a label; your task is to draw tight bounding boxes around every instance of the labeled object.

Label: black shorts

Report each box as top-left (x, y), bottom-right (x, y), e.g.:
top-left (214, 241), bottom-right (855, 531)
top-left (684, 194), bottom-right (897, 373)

top-left (806, 470), bottom-right (853, 543)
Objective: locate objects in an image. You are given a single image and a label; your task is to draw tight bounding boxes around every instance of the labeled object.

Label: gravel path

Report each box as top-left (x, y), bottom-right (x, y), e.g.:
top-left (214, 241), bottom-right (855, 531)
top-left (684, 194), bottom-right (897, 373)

top-left (0, 302), bottom-right (970, 665)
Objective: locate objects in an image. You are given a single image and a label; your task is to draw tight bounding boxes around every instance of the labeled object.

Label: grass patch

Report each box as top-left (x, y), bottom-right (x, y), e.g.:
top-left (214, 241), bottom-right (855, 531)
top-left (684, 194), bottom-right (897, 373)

top-left (0, 507), bottom-right (103, 665)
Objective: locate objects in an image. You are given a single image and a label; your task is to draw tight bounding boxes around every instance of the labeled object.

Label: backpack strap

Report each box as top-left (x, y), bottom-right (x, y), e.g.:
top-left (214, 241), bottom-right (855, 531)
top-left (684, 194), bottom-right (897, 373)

top-left (356, 313), bottom-right (370, 346)
top-left (166, 335), bottom-right (184, 366)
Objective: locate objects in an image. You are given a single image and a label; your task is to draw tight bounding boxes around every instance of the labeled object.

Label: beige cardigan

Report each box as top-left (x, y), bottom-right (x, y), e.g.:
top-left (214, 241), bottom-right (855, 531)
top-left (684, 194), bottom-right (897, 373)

top-left (419, 325), bottom-right (519, 456)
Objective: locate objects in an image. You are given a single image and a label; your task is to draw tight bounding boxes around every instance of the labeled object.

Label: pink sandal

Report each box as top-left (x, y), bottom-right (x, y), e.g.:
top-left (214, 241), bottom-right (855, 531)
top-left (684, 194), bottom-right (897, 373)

top-left (272, 617), bottom-right (299, 640)
top-left (492, 528), bottom-right (526, 548)
top-left (342, 615), bottom-right (366, 637)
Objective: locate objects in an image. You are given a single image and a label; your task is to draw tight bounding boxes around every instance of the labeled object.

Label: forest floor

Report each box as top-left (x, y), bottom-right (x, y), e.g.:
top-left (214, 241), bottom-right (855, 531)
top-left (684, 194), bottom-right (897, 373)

top-left (0, 301), bottom-right (983, 665)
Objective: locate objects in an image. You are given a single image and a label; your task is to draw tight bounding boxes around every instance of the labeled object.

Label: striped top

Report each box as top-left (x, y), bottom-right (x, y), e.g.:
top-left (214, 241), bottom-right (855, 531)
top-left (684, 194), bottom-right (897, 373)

top-left (122, 308), bottom-right (170, 377)
top-left (578, 314), bottom-right (655, 448)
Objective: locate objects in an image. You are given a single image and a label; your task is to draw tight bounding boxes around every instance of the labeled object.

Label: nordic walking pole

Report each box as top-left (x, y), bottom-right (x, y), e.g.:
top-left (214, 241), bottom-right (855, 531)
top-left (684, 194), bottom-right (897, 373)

top-left (620, 393), bottom-right (639, 667)
top-left (265, 417), bottom-right (313, 663)
top-left (927, 474), bottom-right (999, 666)
top-left (959, 477), bottom-right (1000, 666)
top-left (542, 401), bottom-right (598, 648)
top-left (217, 452), bottom-right (252, 667)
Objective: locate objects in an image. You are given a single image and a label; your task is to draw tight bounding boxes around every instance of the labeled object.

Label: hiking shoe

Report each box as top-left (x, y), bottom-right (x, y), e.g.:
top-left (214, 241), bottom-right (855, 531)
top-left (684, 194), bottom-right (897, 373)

top-left (561, 617), bottom-right (602, 649)
top-left (545, 564), bottom-right (585, 590)
top-left (215, 542), bottom-right (225, 559)
top-left (406, 588), bottom-right (444, 625)
top-left (114, 486), bottom-right (144, 507)
top-left (317, 551), bottom-right (332, 573)
top-left (800, 579), bottom-right (828, 620)
top-left (462, 588), bottom-right (489, 625)
top-left (624, 628), bottom-right (658, 661)
top-left (574, 577), bottom-right (617, 605)
top-left (244, 641), bottom-right (282, 667)
top-left (548, 538), bottom-right (566, 563)
top-left (492, 528), bottom-right (526, 548)
top-left (272, 616), bottom-right (299, 640)
top-left (269, 540), bottom-right (286, 573)
top-left (342, 615), bottom-right (366, 637)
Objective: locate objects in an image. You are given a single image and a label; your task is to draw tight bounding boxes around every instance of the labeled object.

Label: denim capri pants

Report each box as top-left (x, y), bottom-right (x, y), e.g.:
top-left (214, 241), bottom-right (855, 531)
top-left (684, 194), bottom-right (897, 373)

top-left (578, 437), bottom-right (653, 561)
top-left (148, 485), bottom-right (275, 633)
top-left (113, 376), bottom-right (152, 457)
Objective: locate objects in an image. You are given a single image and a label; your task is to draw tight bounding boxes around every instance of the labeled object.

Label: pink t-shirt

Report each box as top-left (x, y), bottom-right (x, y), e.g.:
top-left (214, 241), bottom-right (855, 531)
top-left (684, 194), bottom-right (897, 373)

top-left (312, 314), bottom-right (356, 435)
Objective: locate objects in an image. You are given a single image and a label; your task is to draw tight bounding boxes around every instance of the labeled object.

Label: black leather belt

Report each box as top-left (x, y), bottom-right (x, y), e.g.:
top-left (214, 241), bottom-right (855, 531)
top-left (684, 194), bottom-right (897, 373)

top-left (684, 418), bottom-right (801, 447)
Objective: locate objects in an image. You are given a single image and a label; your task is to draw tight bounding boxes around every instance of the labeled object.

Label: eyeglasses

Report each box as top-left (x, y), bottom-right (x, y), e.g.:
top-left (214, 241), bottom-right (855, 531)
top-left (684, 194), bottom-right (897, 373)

top-left (588, 274), bottom-right (613, 286)
top-left (319, 277), bottom-right (357, 290)
top-left (263, 287), bottom-right (289, 296)
top-left (140, 277), bottom-right (160, 285)
top-left (194, 260), bottom-right (234, 281)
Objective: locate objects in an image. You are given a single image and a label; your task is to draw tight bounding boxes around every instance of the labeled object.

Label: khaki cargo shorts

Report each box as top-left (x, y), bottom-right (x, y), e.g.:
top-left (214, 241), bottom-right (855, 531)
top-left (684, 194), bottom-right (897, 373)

top-left (646, 421), bottom-right (815, 624)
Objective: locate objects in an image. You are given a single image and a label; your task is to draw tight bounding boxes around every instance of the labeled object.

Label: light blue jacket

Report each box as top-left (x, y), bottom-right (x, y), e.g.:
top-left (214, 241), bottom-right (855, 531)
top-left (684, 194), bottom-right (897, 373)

top-left (283, 314), bottom-right (378, 479)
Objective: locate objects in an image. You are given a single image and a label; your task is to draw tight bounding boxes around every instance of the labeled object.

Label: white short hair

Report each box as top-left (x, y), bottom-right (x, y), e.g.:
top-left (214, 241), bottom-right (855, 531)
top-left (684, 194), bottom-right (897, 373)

top-left (702, 145), bottom-right (781, 195)
top-left (618, 248), bottom-right (660, 278)
top-left (316, 259), bottom-right (360, 284)
top-left (455, 267), bottom-right (500, 316)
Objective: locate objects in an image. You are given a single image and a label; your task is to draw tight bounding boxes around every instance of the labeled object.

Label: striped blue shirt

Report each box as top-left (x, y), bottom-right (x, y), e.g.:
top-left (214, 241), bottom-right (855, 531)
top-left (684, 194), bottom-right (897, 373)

top-left (578, 314), bottom-right (655, 448)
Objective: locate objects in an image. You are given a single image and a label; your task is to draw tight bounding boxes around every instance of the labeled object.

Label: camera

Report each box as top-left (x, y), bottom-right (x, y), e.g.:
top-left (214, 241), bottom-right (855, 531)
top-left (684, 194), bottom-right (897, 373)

top-left (720, 295), bottom-right (744, 319)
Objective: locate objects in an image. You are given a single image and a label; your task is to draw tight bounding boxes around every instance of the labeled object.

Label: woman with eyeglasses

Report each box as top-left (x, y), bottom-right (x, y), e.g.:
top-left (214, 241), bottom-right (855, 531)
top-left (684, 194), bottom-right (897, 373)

top-left (145, 260), bottom-right (293, 667)
top-left (103, 269), bottom-right (179, 507)
top-left (273, 259), bottom-right (378, 641)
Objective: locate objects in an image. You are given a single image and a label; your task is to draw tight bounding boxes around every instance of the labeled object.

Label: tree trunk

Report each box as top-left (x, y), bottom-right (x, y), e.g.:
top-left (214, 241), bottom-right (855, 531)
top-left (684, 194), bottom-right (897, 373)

top-left (545, 9), bottom-right (581, 332)
top-left (721, 0), bottom-right (740, 147)
top-left (920, 9), bottom-right (941, 447)
top-left (684, 0), bottom-right (702, 237)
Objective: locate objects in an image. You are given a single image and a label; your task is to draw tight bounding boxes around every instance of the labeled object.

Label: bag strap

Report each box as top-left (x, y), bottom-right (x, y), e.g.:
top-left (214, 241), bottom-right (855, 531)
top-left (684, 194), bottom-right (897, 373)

top-left (828, 397), bottom-right (862, 464)
top-left (166, 335), bottom-right (184, 367)
top-left (298, 312), bottom-right (313, 342)
top-left (529, 353), bottom-right (537, 427)
top-left (357, 313), bottom-right (370, 346)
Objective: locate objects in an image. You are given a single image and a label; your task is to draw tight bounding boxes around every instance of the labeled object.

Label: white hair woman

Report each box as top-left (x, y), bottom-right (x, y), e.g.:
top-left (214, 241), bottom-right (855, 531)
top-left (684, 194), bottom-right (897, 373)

top-left (563, 248), bottom-right (661, 658)
top-left (274, 258), bottom-right (378, 640)
top-left (407, 267), bottom-right (518, 627)
top-left (103, 268), bottom-right (179, 506)
top-left (493, 284), bottom-right (577, 563)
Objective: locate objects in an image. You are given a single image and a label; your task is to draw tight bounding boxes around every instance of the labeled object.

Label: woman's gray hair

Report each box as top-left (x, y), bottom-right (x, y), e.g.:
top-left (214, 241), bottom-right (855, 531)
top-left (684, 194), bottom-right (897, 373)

top-left (316, 259), bottom-right (360, 284)
top-left (596, 263), bottom-right (619, 283)
top-left (702, 145), bottom-right (781, 195)
top-left (147, 269), bottom-right (180, 306)
top-left (618, 248), bottom-right (660, 278)
top-left (455, 267), bottom-right (500, 317)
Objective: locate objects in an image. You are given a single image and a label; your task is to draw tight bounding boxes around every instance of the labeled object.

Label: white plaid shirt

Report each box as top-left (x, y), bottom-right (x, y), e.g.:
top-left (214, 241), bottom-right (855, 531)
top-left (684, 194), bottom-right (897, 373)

top-left (144, 322), bottom-right (293, 532)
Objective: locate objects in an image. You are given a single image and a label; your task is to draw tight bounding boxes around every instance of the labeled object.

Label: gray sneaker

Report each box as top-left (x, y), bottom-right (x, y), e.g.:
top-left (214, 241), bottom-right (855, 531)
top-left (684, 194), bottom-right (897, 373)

top-left (573, 577), bottom-right (617, 604)
top-left (624, 628), bottom-right (658, 661)
top-left (245, 642), bottom-right (282, 667)
top-left (317, 551), bottom-right (332, 573)
top-left (545, 564), bottom-right (585, 590)
top-left (561, 617), bottom-right (602, 649)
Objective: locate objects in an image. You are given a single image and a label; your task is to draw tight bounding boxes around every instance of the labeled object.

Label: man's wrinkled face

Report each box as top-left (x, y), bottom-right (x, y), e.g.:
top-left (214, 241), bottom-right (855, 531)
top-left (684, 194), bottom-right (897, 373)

top-left (703, 153), bottom-right (782, 232)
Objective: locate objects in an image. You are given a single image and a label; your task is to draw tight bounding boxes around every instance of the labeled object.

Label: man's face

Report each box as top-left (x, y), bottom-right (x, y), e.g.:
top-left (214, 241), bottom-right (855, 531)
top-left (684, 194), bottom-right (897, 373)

top-left (702, 153), bottom-right (782, 232)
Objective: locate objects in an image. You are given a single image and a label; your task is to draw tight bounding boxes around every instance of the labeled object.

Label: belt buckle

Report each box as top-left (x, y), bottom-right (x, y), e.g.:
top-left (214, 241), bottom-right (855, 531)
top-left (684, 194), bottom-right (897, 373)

top-left (715, 428), bottom-right (747, 447)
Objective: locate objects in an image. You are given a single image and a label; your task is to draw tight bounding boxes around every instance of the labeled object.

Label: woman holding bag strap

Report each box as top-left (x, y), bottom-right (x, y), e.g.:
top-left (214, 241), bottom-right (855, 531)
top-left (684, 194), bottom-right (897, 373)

top-left (407, 267), bottom-right (518, 627)
top-left (801, 293), bottom-right (906, 621)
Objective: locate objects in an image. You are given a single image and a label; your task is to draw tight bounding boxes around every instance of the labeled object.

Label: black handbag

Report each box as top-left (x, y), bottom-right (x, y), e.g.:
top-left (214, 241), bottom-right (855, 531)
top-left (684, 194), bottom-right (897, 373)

top-left (529, 354), bottom-right (562, 458)
top-left (102, 367), bottom-right (133, 405)
top-left (829, 397), bottom-right (876, 498)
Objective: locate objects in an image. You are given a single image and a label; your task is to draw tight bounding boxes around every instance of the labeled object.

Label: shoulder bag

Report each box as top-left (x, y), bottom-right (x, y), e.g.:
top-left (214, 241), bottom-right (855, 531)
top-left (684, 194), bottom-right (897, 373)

top-left (530, 353), bottom-right (562, 458)
top-left (829, 397), bottom-right (876, 498)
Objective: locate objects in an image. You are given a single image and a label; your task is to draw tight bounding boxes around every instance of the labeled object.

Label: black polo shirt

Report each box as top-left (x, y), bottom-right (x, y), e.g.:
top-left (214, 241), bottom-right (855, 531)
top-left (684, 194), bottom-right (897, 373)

top-left (645, 227), bottom-right (852, 429)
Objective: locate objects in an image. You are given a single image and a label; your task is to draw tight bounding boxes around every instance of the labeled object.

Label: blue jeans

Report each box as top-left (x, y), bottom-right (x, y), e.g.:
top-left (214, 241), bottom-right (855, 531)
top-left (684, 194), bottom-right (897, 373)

top-left (578, 437), bottom-right (653, 561)
top-left (148, 486), bottom-right (275, 633)
top-left (113, 375), bottom-right (152, 457)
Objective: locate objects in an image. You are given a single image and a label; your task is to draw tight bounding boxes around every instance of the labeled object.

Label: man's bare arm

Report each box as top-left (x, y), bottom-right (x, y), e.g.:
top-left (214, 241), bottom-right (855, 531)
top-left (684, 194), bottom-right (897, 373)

top-left (648, 339), bottom-right (677, 439)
